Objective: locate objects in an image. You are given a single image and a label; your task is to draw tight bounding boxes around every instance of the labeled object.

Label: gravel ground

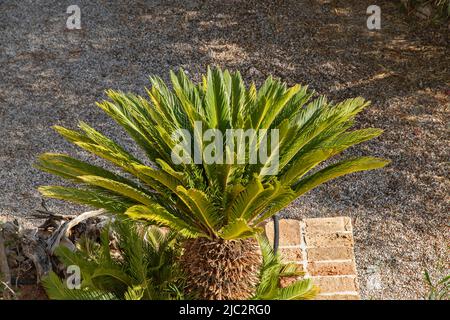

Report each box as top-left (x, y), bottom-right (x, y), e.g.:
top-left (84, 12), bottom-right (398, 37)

top-left (0, 0), bottom-right (448, 299)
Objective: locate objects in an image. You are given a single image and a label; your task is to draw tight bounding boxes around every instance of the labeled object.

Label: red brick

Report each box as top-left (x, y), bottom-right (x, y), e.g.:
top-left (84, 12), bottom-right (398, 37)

top-left (278, 263), bottom-right (305, 287)
top-left (308, 261), bottom-right (356, 276)
top-left (307, 247), bottom-right (354, 261)
top-left (311, 276), bottom-right (357, 293)
top-left (305, 217), bottom-right (352, 233)
top-left (263, 221), bottom-right (275, 247)
top-left (305, 232), bottom-right (353, 248)
top-left (315, 294), bottom-right (360, 300)
top-left (265, 219), bottom-right (301, 246)
top-left (279, 276), bottom-right (300, 288)
top-left (279, 247), bottom-right (303, 263)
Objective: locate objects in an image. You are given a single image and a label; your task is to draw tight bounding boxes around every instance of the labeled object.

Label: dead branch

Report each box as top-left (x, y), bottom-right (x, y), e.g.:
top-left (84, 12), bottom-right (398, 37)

top-left (0, 231), bottom-right (11, 285)
top-left (46, 209), bottom-right (107, 254)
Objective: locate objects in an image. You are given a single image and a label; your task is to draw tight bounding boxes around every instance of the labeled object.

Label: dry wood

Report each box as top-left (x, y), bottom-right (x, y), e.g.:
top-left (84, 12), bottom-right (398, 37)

top-left (0, 231), bottom-right (11, 285)
top-left (46, 209), bottom-right (107, 254)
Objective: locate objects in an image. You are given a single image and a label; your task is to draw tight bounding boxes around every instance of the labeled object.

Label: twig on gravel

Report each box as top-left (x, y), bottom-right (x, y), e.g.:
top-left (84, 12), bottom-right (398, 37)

top-left (1, 281), bottom-right (16, 298)
top-left (31, 199), bottom-right (77, 220)
top-left (31, 211), bottom-right (77, 220)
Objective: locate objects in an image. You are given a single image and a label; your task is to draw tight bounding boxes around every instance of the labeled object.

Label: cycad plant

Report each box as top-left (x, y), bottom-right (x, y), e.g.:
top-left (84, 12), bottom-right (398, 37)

top-left (252, 236), bottom-right (318, 300)
top-left (37, 67), bottom-right (389, 299)
top-left (42, 220), bottom-right (186, 300)
top-left (42, 223), bottom-right (317, 300)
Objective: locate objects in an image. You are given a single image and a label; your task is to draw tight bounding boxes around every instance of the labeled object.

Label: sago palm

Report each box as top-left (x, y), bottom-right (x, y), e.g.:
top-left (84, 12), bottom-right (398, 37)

top-left (42, 220), bottom-right (186, 300)
top-left (252, 236), bottom-right (318, 300)
top-left (37, 67), bottom-right (389, 299)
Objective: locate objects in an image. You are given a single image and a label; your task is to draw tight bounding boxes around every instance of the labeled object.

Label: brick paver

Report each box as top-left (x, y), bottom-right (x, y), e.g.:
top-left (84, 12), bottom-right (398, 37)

top-left (264, 217), bottom-right (360, 300)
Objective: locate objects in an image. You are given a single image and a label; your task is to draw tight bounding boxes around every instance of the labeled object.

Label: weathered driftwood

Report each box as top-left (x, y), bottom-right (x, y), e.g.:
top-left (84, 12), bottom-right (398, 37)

top-left (46, 209), bottom-right (106, 254)
top-left (21, 230), bottom-right (52, 282)
top-left (1, 208), bottom-right (108, 288)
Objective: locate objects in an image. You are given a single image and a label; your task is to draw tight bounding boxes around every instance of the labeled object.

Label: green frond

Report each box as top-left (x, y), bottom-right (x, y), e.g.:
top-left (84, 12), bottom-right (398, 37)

top-left (176, 186), bottom-right (221, 237)
top-left (35, 153), bottom-right (139, 188)
top-left (227, 176), bottom-right (264, 221)
top-left (226, 70), bottom-right (246, 127)
top-left (204, 66), bottom-right (230, 131)
top-left (125, 204), bottom-right (205, 238)
top-left (78, 175), bottom-right (156, 206)
top-left (38, 67), bottom-right (389, 242)
top-left (124, 286), bottom-right (145, 300)
top-left (279, 262), bottom-right (305, 278)
top-left (96, 92), bottom-right (163, 161)
top-left (44, 219), bottom-right (187, 300)
top-left (293, 157), bottom-right (390, 197)
top-left (38, 186), bottom-right (135, 213)
top-left (253, 235), bottom-right (318, 300)
top-left (42, 272), bottom-right (118, 300)
top-left (131, 163), bottom-right (185, 193)
top-left (277, 278), bottom-right (319, 300)
top-left (219, 218), bottom-right (261, 240)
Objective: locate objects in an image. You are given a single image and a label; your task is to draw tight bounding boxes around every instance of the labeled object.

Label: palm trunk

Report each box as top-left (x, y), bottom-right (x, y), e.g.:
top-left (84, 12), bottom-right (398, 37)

top-left (180, 237), bottom-right (262, 300)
